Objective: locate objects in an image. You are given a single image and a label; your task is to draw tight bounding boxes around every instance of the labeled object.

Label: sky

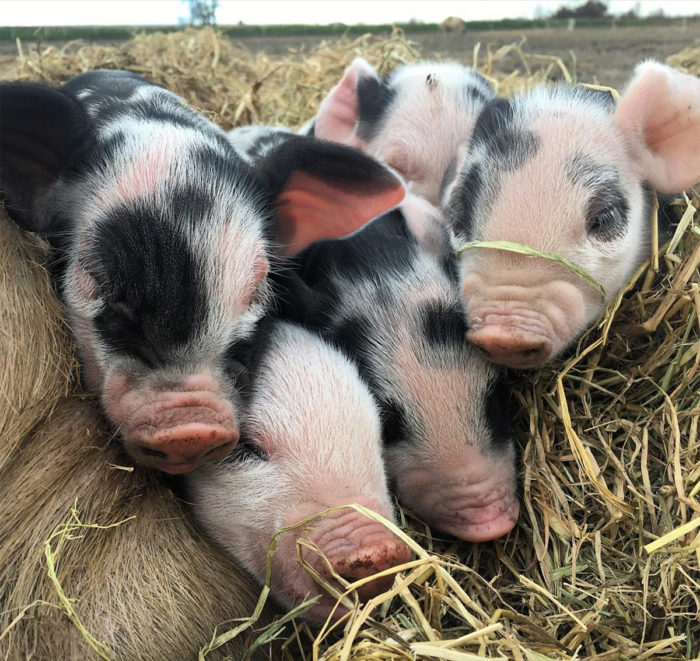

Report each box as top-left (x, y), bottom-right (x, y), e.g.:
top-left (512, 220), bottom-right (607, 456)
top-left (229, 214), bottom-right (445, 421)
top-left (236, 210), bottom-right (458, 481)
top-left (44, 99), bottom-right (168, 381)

top-left (0, 0), bottom-right (697, 27)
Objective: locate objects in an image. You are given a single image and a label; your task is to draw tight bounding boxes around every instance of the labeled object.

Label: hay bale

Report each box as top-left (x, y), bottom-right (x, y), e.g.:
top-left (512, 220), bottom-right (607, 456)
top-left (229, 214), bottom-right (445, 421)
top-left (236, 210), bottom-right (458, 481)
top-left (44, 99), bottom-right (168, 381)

top-left (1, 27), bottom-right (698, 659)
top-left (666, 45), bottom-right (700, 76)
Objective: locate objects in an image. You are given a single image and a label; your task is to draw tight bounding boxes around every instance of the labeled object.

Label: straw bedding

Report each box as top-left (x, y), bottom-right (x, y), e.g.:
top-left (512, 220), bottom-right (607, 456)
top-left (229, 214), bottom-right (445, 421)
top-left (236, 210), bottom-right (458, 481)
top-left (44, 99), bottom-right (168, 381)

top-left (0, 27), bottom-right (698, 660)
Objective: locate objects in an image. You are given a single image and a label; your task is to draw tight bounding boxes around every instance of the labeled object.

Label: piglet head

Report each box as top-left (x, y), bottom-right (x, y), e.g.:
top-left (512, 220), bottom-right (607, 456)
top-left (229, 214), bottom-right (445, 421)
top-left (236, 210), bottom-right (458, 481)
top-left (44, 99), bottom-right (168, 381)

top-left (313, 58), bottom-right (495, 205)
top-left (0, 79), bottom-right (406, 472)
top-left (444, 61), bottom-right (700, 368)
top-left (186, 322), bottom-right (411, 621)
top-left (382, 312), bottom-right (519, 542)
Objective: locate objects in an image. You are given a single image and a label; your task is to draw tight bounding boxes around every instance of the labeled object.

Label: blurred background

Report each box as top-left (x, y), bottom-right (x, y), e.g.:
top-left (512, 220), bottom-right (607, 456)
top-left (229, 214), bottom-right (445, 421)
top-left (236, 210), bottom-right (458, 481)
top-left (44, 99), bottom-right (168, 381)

top-left (1, 0), bottom-right (699, 87)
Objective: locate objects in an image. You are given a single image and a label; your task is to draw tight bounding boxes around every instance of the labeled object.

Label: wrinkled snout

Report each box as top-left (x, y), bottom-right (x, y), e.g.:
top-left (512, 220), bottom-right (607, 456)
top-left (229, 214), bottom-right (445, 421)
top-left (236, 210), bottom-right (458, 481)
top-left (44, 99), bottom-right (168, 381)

top-left (460, 266), bottom-right (590, 368)
top-left (313, 526), bottom-right (412, 601)
top-left (427, 488), bottom-right (520, 542)
top-left (281, 501), bottom-right (412, 619)
top-left (108, 374), bottom-right (239, 473)
top-left (394, 461), bottom-right (519, 542)
top-left (130, 417), bottom-right (238, 475)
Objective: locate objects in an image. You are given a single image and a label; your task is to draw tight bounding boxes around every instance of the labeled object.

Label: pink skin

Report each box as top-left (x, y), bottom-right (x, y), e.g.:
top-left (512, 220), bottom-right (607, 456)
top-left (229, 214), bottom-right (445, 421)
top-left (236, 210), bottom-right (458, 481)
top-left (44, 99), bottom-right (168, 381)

top-left (186, 322), bottom-right (412, 620)
top-left (103, 372), bottom-right (238, 474)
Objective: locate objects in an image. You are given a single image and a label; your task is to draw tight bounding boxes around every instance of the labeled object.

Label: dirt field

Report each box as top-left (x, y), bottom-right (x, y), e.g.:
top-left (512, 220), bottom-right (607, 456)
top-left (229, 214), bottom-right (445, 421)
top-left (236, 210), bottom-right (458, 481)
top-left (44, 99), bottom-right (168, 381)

top-left (232, 22), bottom-right (700, 88)
top-left (1, 22), bottom-right (698, 87)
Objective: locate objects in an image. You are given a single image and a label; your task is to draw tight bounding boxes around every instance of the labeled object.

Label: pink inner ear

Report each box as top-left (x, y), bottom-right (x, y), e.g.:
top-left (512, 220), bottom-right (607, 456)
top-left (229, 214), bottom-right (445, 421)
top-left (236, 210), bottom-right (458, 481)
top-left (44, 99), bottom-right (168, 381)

top-left (276, 171), bottom-right (406, 256)
top-left (614, 63), bottom-right (700, 193)
top-left (314, 59), bottom-right (376, 144)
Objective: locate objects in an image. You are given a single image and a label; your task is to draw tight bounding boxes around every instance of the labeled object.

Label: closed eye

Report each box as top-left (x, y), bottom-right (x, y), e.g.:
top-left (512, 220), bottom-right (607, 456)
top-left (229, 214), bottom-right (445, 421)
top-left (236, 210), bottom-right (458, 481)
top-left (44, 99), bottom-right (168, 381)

top-left (587, 207), bottom-right (618, 234)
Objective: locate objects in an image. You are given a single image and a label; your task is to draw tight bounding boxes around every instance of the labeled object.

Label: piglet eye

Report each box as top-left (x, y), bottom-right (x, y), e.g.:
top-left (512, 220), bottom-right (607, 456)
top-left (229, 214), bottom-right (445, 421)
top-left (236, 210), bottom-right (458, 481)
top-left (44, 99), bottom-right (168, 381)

top-left (587, 208), bottom-right (615, 234)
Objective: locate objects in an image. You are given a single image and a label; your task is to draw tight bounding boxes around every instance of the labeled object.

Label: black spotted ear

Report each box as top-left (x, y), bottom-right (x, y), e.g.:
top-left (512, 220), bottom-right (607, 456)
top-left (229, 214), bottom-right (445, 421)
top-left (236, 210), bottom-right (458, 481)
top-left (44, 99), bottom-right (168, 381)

top-left (255, 135), bottom-right (405, 256)
top-left (313, 57), bottom-right (380, 143)
top-left (0, 81), bottom-right (90, 232)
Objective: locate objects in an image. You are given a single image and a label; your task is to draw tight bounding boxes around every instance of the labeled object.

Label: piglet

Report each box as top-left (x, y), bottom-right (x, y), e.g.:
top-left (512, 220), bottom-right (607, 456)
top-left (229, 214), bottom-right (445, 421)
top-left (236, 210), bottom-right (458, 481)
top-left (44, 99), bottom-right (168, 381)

top-left (274, 197), bottom-right (519, 543)
top-left (309, 58), bottom-right (495, 205)
top-left (0, 70), bottom-right (405, 473)
top-left (442, 60), bottom-right (700, 368)
top-left (185, 320), bottom-right (412, 620)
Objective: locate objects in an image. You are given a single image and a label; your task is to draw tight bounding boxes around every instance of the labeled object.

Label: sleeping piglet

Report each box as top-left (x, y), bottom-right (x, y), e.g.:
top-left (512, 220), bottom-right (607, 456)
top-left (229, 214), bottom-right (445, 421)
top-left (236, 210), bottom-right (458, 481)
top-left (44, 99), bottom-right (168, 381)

top-left (0, 70), bottom-right (404, 473)
top-left (308, 58), bottom-right (495, 205)
top-left (274, 196), bottom-right (519, 543)
top-left (441, 60), bottom-right (700, 367)
top-left (185, 320), bottom-right (412, 620)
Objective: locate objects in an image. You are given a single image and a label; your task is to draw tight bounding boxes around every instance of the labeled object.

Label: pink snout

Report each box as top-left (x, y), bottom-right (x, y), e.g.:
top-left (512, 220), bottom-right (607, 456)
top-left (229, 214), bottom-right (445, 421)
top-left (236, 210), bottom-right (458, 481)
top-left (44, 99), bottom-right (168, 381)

top-left (394, 463), bottom-right (520, 543)
top-left (429, 492), bottom-right (520, 542)
top-left (323, 537), bottom-right (412, 601)
top-left (131, 421), bottom-right (239, 474)
top-left (309, 508), bottom-right (412, 596)
top-left (282, 504), bottom-right (412, 618)
top-left (468, 325), bottom-right (552, 368)
top-left (126, 398), bottom-right (238, 474)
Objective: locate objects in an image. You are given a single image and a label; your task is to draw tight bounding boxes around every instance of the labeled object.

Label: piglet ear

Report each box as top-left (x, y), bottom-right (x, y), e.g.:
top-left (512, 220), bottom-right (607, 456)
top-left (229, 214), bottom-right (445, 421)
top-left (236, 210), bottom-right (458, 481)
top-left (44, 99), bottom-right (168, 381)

top-left (256, 136), bottom-right (406, 256)
top-left (613, 61), bottom-right (700, 193)
top-left (0, 81), bottom-right (89, 231)
top-left (314, 57), bottom-right (379, 144)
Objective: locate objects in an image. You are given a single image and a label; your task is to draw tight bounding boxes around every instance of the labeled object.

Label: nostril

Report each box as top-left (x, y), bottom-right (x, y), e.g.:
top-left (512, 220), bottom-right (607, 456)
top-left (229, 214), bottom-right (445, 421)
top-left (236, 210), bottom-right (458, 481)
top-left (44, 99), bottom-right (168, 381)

top-left (520, 346), bottom-right (544, 356)
top-left (138, 446), bottom-right (167, 458)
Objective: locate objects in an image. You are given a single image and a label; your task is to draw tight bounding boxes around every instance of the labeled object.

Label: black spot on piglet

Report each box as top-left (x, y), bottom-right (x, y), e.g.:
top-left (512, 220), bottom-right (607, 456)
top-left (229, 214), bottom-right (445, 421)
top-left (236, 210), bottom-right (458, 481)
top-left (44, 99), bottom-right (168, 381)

top-left (485, 373), bottom-right (512, 449)
top-left (379, 398), bottom-right (411, 446)
top-left (419, 300), bottom-right (468, 349)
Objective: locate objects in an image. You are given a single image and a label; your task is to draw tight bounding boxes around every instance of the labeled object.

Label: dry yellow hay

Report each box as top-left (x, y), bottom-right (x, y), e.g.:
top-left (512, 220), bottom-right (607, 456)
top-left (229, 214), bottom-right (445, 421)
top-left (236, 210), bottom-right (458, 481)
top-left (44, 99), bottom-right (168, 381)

top-left (1, 28), bottom-right (698, 660)
top-left (666, 45), bottom-right (700, 76)
top-left (0, 220), bottom-right (74, 472)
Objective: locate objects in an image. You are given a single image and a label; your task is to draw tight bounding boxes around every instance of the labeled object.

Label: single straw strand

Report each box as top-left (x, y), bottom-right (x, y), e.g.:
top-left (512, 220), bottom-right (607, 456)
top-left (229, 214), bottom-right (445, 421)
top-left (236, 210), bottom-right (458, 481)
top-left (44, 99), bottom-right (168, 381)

top-left (455, 240), bottom-right (606, 299)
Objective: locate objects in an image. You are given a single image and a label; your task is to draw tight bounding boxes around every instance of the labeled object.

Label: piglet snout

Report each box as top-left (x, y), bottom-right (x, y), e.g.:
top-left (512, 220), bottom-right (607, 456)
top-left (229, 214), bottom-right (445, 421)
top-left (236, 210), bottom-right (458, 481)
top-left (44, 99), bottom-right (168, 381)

top-left (295, 504), bottom-right (412, 604)
top-left (121, 386), bottom-right (239, 473)
top-left (468, 325), bottom-right (552, 368)
top-left (329, 538), bottom-right (412, 600)
top-left (134, 422), bottom-right (238, 474)
top-left (430, 491), bottom-right (520, 542)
